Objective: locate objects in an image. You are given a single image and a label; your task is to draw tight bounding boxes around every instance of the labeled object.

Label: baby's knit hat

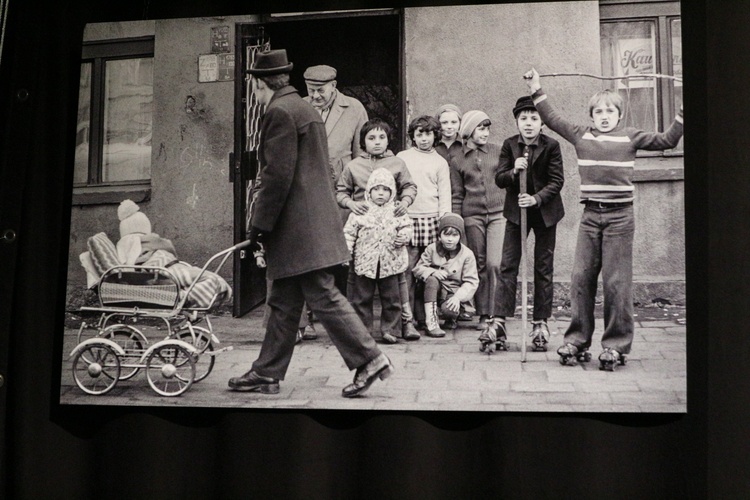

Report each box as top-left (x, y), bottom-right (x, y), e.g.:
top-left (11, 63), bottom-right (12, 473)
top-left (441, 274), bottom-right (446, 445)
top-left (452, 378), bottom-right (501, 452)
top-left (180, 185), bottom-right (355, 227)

top-left (435, 103), bottom-right (462, 120)
top-left (118, 199), bottom-right (152, 238)
top-left (439, 212), bottom-right (465, 237)
top-left (458, 110), bottom-right (491, 139)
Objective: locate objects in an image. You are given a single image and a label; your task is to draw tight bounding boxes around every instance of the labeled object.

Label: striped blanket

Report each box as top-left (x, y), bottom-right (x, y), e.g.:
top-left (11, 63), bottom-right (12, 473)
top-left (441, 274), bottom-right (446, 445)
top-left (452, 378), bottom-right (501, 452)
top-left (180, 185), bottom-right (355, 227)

top-left (82, 233), bottom-right (231, 309)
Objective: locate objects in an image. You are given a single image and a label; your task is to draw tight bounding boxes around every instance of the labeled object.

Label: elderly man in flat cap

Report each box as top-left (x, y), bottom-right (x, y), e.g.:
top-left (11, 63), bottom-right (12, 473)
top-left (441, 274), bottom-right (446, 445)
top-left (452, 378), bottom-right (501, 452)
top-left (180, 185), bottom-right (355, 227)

top-left (228, 49), bottom-right (393, 398)
top-left (303, 65), bottom-right (369, 300)
top-left (303, 64), bottom-right (369, 187)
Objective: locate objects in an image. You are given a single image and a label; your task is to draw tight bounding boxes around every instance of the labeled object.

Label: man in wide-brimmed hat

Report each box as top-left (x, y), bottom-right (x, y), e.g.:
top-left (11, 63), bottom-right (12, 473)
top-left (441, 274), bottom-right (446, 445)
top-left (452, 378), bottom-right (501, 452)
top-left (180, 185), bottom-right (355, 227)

top-left (228, 49), bottom-right (393, 398)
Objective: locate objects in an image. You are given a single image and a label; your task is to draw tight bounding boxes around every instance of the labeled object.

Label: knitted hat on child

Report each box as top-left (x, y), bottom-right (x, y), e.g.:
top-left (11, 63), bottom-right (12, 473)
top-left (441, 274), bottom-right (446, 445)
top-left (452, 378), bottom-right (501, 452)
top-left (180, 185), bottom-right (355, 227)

top-left (439, 212), bottom-right (465, 237)
top-left (458, 110), bottom-right (490, 139)
top-left (118, 199), bottom-right (152, 238)
top-left (435, 103), bottom-right (462, 120)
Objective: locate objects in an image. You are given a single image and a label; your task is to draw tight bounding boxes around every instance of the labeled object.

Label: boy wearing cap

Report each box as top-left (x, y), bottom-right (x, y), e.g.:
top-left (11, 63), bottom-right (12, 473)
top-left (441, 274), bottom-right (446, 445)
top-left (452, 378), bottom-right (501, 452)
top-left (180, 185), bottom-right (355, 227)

top-left (413, 213), bottom-right (479, 337)
top-left (303, 64), bottom-right (369, 185)
top-left (494, 96), bottom-right (565, 352)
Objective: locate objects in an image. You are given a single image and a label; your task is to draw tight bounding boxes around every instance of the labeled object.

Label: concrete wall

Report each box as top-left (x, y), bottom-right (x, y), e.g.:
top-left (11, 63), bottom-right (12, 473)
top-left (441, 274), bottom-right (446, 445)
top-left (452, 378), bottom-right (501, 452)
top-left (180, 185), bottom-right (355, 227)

top-left (148, 17), bottom-right (257, 265)
top-left (68, 17), bottom-right (257, 296)
top-left (67, 3), bottom-right (685, 307)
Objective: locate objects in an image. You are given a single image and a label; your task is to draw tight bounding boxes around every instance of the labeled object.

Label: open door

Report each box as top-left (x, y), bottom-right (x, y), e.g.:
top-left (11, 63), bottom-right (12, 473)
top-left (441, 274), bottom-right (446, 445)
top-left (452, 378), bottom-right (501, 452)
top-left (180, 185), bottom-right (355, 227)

top-left (231, 25), bottom-right (270, 317)
top-left (232, 11), bottom-right (402, 317)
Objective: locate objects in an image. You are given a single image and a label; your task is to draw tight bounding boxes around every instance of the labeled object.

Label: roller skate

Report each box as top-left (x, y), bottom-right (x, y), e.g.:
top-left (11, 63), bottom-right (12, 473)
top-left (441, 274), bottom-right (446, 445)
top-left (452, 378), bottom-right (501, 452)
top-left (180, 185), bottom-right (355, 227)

top-left (478, 318), bottom-right (507, 354)
top-left (494, 319), bottom-right (509, 351)
top-left (598, 348), bottom-right (627, 371)
top-left (530, 321), bottom-right (550, 352)
top-left (556, 343), bottom-right (591, 366)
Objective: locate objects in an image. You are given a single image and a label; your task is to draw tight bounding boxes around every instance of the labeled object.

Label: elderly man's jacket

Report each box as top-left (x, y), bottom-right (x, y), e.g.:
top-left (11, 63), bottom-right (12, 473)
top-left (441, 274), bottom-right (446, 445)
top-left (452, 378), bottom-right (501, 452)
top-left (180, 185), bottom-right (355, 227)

top-left (304, 90), bottom-right (368, 182)
top-left (251, 85), bottom-right (350, 280)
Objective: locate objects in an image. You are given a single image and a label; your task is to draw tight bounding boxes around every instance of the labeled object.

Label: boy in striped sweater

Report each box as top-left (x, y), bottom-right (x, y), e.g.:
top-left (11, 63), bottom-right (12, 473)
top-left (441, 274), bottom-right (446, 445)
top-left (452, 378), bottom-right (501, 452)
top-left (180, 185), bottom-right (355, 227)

top-left (523, 68), bottom-right (684, 371)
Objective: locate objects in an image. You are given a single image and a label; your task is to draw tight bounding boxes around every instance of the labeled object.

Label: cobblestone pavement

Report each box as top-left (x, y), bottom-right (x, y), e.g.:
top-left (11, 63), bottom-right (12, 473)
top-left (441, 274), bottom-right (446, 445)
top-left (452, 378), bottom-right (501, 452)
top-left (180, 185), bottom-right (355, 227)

top-left (59, 306), bottom-right (687, 412)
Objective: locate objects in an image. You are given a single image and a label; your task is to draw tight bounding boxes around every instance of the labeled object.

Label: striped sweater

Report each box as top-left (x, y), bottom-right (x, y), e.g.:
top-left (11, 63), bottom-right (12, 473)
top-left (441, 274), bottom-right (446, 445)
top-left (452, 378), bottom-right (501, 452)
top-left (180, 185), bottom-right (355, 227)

top-left (532, 89), bottom-right (684, 203)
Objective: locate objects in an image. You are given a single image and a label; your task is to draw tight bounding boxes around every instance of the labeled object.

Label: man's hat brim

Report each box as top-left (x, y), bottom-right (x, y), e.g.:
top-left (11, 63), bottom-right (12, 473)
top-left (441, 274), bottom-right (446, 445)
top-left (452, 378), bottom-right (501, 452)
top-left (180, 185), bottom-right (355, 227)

top-left (247, 63), bottom-right (294, 76)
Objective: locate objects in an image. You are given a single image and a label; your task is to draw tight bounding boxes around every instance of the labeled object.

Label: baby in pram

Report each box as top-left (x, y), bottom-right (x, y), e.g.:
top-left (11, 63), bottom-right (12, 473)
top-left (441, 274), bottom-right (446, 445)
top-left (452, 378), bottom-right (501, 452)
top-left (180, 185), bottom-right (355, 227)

top-left (79, 199), bottom-right (231, 309)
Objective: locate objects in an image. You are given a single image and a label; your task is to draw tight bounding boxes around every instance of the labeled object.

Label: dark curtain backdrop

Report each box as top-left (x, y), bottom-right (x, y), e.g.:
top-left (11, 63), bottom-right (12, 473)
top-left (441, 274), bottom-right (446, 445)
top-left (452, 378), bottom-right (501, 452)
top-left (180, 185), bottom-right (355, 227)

top-left (2, 0), bottom-right (747, 497)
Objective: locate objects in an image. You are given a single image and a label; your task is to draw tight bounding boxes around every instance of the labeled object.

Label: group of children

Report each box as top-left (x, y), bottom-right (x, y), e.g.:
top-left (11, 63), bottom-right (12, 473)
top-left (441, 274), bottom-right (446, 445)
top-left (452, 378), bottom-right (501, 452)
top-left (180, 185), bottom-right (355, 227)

top-left (327, 68), bottom-right (684, 371)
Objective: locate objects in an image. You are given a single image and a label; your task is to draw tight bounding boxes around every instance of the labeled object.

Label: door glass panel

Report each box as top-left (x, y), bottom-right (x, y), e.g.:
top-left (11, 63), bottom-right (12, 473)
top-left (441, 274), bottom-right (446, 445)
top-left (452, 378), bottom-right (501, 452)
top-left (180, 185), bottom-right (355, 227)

top-left (102, 57), bottom-right (153, 183)
top-left (600, 21), bottom-right (658, 132)
top-left (73, 62), bottom-right (92, 185)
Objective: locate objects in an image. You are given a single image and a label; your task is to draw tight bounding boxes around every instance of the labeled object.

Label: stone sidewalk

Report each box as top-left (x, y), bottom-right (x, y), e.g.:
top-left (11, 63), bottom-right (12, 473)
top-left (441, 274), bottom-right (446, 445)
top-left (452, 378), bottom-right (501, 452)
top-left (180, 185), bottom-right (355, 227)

top-left (59, 305), bottom-right (687, 413)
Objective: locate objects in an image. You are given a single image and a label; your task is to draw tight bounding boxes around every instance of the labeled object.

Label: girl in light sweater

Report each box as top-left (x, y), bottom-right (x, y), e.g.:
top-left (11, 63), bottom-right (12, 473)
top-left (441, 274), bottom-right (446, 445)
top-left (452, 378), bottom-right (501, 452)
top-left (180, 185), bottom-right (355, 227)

top-left (397, 115), bottom-right (451, 330)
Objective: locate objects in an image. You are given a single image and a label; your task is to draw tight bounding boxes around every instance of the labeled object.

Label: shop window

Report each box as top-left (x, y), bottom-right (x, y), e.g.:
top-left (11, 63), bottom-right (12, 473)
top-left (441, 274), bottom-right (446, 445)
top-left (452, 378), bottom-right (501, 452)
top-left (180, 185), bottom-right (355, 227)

top-left (600, 1), bottom-right (682, 155)
top-left (73, 38), bottom-right (154, 203)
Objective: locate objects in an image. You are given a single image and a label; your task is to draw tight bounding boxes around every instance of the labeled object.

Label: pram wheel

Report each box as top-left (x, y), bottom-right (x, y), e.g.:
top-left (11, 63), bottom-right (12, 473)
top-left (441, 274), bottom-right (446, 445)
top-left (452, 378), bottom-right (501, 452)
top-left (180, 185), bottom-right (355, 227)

top-left (72, 341), bottom-right (121, 395)
top-left (101, 325), bottom-right (147, 380)
top-left (146, 342), bottom-right (195, 396)
top-left (176, 326), bottom-right (215, 382)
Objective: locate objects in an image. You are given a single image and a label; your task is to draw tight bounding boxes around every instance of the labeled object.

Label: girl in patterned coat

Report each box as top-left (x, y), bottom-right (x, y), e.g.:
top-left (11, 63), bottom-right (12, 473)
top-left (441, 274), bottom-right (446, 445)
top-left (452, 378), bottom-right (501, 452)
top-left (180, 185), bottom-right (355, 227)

top-left (344, 168), bottom-right (414, 344)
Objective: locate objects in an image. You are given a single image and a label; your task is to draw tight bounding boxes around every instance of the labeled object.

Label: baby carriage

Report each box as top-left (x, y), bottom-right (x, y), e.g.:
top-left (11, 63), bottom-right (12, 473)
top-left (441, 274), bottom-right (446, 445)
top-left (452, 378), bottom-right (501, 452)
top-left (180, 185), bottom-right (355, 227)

top-left (70, 240), bottom-right (251, 397)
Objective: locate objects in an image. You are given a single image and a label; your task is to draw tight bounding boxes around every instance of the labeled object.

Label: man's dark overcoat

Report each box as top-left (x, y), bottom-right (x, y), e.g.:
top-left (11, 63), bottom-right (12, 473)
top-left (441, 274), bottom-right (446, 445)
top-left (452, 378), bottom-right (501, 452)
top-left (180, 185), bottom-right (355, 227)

top-left (251, 86), bottom-right (351, 280)
top-left (494, 133), bottom-right (565, 228)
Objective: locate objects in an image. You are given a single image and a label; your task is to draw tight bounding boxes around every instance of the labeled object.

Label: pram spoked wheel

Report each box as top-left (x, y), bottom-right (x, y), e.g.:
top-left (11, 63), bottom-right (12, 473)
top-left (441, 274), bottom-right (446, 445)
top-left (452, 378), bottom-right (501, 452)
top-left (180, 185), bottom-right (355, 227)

top-left (145, 341), bottom-right (196, 396)
top-left (72, 340), bottom-right (122, 395)
top-left (175, 326), bottom-right (215, 382)
top-left (101, 324), bottom-right (147, 380)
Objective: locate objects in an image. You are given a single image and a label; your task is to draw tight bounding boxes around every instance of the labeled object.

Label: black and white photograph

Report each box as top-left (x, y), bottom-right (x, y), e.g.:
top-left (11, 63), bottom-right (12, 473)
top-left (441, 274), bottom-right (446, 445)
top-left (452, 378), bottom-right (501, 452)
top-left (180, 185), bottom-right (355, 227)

top-left (59, 1), bottom-right (687, 412)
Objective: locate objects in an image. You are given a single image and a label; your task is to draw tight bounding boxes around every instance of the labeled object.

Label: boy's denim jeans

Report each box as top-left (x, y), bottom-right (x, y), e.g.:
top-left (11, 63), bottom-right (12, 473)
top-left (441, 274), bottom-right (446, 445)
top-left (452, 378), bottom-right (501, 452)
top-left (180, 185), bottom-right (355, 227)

top-left (563, 204), bottom-right (635, 354)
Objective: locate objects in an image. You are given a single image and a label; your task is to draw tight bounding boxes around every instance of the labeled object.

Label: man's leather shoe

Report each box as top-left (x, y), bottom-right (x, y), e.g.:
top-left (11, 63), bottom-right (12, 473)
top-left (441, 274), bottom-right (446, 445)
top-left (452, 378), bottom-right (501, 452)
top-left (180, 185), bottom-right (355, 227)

top-left (301, 325), bottom-right (318, 340)
top-left (228, 370), bottom-right (280, 394)
top-left (341, 353), bottom-right (393, 398)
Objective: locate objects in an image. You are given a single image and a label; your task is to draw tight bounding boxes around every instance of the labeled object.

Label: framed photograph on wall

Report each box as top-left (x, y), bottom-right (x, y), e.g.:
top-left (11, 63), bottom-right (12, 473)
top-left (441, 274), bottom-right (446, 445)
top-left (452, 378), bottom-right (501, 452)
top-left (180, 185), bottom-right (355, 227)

top-left (59, 0), bottom-right (687, 412)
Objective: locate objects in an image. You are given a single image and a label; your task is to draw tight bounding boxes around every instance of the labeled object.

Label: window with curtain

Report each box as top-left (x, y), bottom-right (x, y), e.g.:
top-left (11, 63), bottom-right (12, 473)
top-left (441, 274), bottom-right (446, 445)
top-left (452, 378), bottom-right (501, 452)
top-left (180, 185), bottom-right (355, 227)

top-left (74, 38), bottom-right (155, 190)
top-left (600, 1), bottom-right (682, 154)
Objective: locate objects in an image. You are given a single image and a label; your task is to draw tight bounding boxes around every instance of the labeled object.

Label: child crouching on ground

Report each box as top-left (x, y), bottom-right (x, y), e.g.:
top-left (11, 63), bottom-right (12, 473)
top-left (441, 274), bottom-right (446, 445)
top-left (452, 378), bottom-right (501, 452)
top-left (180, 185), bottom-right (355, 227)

top-left (344, 168), bottom-right (413, 344)
top-left (413, 213), bottom-right (478, 337)
top-left (524, 68), bottom-right (684, 370)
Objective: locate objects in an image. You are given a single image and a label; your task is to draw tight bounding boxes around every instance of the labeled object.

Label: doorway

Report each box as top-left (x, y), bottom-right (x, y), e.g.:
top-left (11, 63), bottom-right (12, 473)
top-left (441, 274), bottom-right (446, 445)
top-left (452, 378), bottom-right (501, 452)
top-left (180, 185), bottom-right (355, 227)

top-left (231, 11), bottom-right (403, 317)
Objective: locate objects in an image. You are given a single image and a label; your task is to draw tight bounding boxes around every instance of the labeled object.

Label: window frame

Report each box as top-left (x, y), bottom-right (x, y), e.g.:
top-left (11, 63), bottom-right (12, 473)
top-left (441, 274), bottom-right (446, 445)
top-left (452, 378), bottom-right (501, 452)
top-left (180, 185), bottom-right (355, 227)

top-left (73, 37), bottom-right (155, 205)
top-left (599, 0), bottom-right (682, 159)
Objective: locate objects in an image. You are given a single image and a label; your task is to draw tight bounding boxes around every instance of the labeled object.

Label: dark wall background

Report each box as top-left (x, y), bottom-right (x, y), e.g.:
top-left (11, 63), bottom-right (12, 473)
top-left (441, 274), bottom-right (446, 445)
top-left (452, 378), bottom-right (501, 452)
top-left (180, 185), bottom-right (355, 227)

top-left (1, 0), bottom-right (747, 497)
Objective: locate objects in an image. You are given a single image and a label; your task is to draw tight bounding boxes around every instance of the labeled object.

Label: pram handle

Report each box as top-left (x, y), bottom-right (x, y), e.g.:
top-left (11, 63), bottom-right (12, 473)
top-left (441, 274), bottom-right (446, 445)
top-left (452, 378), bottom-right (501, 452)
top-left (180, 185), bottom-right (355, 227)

top-left (232, 239), bottom-right (254, 251)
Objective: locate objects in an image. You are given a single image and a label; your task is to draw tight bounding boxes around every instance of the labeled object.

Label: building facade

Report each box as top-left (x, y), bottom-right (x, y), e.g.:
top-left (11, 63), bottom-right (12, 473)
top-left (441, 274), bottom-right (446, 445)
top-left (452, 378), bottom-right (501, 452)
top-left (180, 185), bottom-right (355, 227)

top-left (66, 1), bottom-right (685, 313)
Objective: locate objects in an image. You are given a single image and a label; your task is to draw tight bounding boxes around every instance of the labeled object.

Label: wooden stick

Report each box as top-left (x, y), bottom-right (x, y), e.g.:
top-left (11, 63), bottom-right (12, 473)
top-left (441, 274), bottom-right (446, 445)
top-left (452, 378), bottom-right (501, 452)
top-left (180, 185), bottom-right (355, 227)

top-left (538, 72), bottom-right (683, 82)
top-left (520, 147), bottom-right (529, 363)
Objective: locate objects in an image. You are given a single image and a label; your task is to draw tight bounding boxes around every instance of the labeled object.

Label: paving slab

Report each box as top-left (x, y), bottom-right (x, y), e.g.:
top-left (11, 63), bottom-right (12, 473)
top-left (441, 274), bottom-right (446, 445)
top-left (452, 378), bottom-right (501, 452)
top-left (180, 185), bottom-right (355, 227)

top-left (58, 308), bottom-right (688, 413)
